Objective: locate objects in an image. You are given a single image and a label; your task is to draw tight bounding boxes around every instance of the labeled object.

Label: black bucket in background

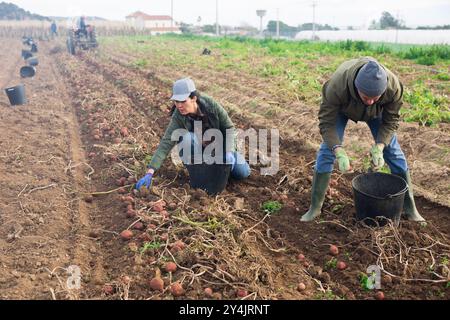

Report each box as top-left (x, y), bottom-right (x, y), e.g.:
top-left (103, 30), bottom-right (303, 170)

top-left (31, 43), bottom-right (38, 53)
top-left (27, 57), bottom-right (39, 67)
top-left (4, 84), bottom-right (27, 106)
top-left (185, 163), bottom-right (232, 195)
top-left (352, 172), bottom-right (408, 226)
top-left (22, 37), bottom-right (33, 46)
top-left (20, 66), bottom-right (36, 78)
top-left (22, 50), bottom-right (33, 60)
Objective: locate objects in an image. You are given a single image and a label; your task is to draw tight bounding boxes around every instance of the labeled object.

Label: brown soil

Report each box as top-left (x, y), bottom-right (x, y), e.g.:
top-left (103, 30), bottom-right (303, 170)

top-left (0, 38), bottom-right (448, 300)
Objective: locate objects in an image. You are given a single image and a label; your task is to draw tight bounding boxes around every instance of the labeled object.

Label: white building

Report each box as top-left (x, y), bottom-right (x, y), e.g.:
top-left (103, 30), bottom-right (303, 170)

top-left (125, 11), bottom-right (181, 34)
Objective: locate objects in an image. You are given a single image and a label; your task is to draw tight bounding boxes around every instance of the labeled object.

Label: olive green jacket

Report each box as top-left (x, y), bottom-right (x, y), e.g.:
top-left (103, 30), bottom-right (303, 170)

top-left (318, 57), bottom-right (403, 149)
top-left (148, 94), bottom-right (236, 171)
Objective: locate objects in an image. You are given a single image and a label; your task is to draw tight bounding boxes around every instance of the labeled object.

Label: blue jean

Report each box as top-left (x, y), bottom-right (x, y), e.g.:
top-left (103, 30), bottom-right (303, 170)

top-left (179, 132), bottom-right (250, 180)
top-left (316, 113), bottom-right (408, 174)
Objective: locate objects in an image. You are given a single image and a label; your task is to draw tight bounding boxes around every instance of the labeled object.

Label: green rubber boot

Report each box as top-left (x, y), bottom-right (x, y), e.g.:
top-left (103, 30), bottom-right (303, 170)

top-left (395, 171), bottom-right (425, 222)
top-left (301, 171), bottom-right (332, 222)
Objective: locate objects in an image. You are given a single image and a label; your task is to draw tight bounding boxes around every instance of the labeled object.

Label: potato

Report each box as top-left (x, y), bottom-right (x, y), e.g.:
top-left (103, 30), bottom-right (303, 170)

top-left (170, 245), bottom-right (182, 253)
top-left (138, 233), bottom-right (152, 242)
top-left (120, 127), bottom-right (129, 137)
top-left (204, 287), bottom-right (213, 297)
top-left (297, 254), bottom-right (305, 262)
top-left (170, 282), bottom-right (185, 297)
top-left (120, 230), bottom-right (133, 241)
top-left (165, 262), bottom-right (177, 273)
top-left (236, 289), bottom-right (248, 298)
top-left (126, 209), bottom-right (137, 219)
top-left (133, 222), bottom-right (145, 231)
top-left (329, 245), bottom-right (339, 256)
top-left (297, 283), bottom-right (306, 292)
top-left (123, 196), bottom-right (134, 204)
top-left (160, 233), bottom-right (168, 241)
top-left (103, 285), bottom-right (114, 295)
top-left (337, 261), bottom-right (347, 270)
top-left (175, 240), bottom-right (186, 249)
top-left (117, 177), bottom-right (127, 186)
top-left (160, 210), bottom-right (169, 217)
top-left (152, 201), bottom-right (166, 213)
top-left (375, 291), bottom-right (385, 300)
top-left (149, 277), bottom-right (164, 291)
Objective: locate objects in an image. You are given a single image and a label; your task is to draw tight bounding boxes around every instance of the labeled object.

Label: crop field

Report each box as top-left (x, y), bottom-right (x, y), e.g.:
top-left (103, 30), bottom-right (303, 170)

top-left (0, 34), bottom-right (449, 300)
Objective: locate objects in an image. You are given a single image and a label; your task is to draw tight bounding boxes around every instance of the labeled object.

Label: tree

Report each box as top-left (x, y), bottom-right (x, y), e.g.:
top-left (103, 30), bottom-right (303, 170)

top-left (379, 11), bottom-right (403, 29)
top-left (202, 24), bottom-right (222, 34)
top-left (266, 20), bottom-right (298, 37)
top-left (0, 2), bottom-right (48, 20)
top-left (179, 22), bottom-right (193, 34)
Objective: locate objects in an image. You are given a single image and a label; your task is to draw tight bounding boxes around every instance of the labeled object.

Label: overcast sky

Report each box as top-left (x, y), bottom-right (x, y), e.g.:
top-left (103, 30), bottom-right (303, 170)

top-left (9, 0), bottom-right (450, 28)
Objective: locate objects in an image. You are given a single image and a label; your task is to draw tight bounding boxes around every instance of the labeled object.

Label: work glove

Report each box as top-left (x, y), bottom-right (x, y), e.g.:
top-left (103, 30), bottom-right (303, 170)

top-left (370, 143), bottom-right (385, 170)
top-left (225, 152), bottom-right (236, 171)
top-left (135, 173), bottom-right (153, 190)
top-left (335, 148), bottom-right (350, 173)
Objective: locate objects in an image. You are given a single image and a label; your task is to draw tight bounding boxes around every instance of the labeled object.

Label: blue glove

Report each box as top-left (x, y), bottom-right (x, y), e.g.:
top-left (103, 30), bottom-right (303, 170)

top-left (135, 173), bottom-right (153, 190)
top-left (225, 152), bottom-right (235, 171)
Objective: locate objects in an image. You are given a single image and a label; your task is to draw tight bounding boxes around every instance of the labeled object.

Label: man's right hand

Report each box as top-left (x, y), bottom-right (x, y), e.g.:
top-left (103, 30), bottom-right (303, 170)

top-left (135, 172), bottom-right (153, 190)
top-left (334, 147), bottom-right (350, 173)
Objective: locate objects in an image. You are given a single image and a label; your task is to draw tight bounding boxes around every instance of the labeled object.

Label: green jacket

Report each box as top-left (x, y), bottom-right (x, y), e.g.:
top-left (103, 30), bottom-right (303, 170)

top-left (318, 57), bottom-right (403, 149)
top-left (148, 94), bottom-right (236, 171)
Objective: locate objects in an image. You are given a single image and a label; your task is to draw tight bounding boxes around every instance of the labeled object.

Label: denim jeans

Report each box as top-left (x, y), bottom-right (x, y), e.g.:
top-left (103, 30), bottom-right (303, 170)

top-left (179, 132), bottom-right (250, 180)
top-left (315, 113), bottom-right (408, 174)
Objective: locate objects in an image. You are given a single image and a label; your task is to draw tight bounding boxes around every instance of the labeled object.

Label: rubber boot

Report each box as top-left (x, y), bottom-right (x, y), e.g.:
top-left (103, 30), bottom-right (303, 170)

top-left (301, 171), bottom-right (332, 222)
top-left (395, 171), bottom-right (425, 222)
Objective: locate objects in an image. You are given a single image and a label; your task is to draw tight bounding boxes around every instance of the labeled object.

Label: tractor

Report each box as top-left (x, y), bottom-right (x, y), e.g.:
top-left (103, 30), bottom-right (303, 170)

top-left (66, 24), bottom-right (98, 55)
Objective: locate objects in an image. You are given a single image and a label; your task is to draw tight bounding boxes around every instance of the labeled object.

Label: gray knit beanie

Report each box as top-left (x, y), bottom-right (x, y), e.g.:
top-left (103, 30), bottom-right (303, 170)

top-left (354, 60), bottom-right (388, 97)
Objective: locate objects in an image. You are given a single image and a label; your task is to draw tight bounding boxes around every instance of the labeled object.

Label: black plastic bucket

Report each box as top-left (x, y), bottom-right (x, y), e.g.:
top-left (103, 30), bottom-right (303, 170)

top-left (352, 172), bottom-right (408, 226)
top-left (22, 37), bottom-right (32, 45)
top-left (22, 50), bottom-right (33, 60)
top-left (185, 163), bottom-right (232, 195)
top-left (27, 57), bottom-right (39, 66)
top-left (4, 84), bottom-right (27, 106)
top-left (31, 43), bottom-right (38, 53)
top-left (20, 66), bottom-right (36, 78)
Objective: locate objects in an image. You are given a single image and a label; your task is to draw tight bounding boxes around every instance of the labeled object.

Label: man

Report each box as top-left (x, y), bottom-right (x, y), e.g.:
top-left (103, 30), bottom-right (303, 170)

top-left (75, 16), bottom-right (87, 37)
top-left (50, 21), bottom-right (58, 37)
top-left (301, 57), bottom-right (425, 222)
top-left (136, 78), bottom-right (250, 190)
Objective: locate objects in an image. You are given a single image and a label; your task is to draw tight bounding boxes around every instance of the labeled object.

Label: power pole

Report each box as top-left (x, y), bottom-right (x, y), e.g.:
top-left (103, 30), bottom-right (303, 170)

top-left (216, 0), bottom-right (219, 36)
top-left (395, 11), bottom-right (400, 44)
top-left (312, 1), bottom-right (317, 41)
top-left (276, 8), bottom-right (280, 39)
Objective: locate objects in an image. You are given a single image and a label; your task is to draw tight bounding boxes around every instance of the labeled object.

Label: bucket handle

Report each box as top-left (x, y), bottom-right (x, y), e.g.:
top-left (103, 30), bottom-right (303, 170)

top-left (354, 171), bottom-right (409, 200)
top-left (385, 185), bottom-right (409, 199)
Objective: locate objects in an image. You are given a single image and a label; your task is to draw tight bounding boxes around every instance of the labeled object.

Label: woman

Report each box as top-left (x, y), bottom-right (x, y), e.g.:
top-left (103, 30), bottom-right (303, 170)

top-left (136, 78), bottom-right (250, 190)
